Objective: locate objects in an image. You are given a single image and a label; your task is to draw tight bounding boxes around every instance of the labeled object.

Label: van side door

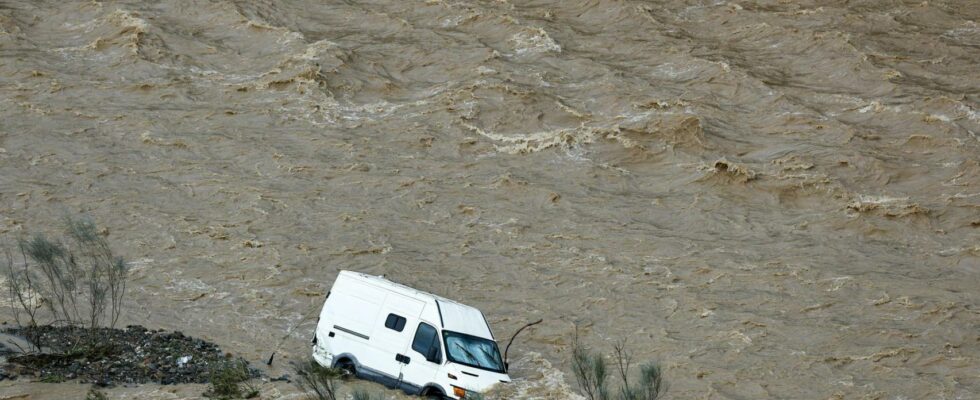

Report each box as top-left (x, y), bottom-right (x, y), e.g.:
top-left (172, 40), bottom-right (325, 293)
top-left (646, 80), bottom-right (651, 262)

top-left (369, 292), bottom-right (425, 384)
top-left (399, 320), bottom-right (444, 393)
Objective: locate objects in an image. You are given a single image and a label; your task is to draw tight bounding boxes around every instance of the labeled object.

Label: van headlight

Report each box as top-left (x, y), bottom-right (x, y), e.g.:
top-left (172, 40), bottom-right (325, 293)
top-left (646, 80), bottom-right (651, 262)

top-left (452, 385), bottom-right (480, 398)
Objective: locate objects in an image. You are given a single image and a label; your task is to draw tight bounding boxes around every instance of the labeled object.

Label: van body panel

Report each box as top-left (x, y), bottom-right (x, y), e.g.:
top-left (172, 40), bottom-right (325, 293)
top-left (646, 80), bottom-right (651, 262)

top-left (357, 363), bottom-right (421, 394)
top-left (436, 300), bottom-right (493, 338)
top-left (445, 362), bottom-right (511, 394)
top-left (371, 291), bottom-right (426, 378)
top-left (327, 278), bottom-right (384, 337)
top-left (400, 318), bottom-right (444, 393)
top-left (318, 276), bottom-right (402, 378)
top-left (314, 271), bottom-right (510, 399)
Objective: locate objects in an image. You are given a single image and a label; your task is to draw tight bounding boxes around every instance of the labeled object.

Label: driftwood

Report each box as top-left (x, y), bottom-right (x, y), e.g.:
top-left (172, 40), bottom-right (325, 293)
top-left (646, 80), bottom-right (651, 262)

top-left (503, 319), bottom-right (543, 371)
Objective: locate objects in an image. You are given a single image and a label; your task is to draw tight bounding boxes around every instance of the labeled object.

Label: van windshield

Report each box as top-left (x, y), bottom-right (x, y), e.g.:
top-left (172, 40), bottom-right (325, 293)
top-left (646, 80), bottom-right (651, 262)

top-left (443, 331), bottom-right (505, 373)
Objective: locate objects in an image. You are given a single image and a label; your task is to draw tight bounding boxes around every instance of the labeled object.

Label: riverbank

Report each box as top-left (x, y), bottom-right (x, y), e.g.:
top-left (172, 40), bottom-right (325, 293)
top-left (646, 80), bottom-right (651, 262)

top-left (2, 325), bottom-right (256, 386)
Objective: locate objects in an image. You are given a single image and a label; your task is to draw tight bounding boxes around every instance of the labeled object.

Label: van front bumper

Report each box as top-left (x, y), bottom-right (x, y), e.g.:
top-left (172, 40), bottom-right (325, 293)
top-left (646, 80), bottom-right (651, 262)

top-left (451, 385), bottom-right (481, 399)
top-left (312, 346), bottom-right (334, 367)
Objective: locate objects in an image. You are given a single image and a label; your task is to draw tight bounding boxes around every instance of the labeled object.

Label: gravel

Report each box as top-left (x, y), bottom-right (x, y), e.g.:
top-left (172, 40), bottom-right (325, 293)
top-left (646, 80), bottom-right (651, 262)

top-left (2, 325), bottom-right (257, 386)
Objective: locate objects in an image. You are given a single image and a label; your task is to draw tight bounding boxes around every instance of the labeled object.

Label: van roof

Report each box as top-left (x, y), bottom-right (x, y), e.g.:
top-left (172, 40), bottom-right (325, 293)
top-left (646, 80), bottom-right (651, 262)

top-left (338, 270), bottom-right (494, 339)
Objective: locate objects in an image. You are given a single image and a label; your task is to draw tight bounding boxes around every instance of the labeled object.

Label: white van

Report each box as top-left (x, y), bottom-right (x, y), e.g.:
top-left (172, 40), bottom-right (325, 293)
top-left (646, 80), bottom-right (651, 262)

top-left (312, 271), bottom-right (511, 399)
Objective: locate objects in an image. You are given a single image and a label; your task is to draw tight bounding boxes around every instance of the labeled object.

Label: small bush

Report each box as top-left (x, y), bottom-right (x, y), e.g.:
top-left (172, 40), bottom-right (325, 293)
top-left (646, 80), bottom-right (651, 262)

top-left (293, 360), bottom-right (344, 400)
top-left (204, 359), bottom-right (258, 399)
top-left (351, 389), bottom-right (385, 400)
top-left (85, 386), bottom-right (109, 400)
top-left (635, 362), bottom-right (665, 400)
top-left (40, 373), bottom-right (66, 383)
top-left (3, 216), bottom-right (128, 350)
top-left (571, 334), bottom-right (666, 400)
top-left (571, 332), bottom-right (609, 400)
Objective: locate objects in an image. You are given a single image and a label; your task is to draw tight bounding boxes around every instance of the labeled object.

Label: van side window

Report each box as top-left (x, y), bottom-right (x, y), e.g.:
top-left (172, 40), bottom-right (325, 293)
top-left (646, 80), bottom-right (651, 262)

top-left (384, 314), bottom-right (407, 332)
top-left (411, 322), bottom-right (441, 363)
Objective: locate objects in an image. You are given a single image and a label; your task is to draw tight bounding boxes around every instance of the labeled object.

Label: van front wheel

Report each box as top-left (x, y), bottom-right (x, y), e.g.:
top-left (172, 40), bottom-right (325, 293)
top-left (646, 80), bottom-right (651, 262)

top-left (420, 387), bottom-right (446, 399)
top-left (335, 359), bottom-right (356, 379)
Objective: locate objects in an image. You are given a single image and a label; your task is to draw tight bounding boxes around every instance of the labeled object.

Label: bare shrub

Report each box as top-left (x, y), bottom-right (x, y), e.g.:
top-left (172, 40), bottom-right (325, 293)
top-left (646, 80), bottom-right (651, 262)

top-left (2, 216), bottom-right (128, 349)
top-left (571, 330), bottom-right (610, 400)
top-left (64, 217), bottom-right (127, 330)
top-left (572, 334), bottom-right (667, 400)
top-left (293, 359), bottom-right (344, 400)
top-left (3, 247), bottom-right (43, 350)
top-left (613, 339), bottom-right (634, 400)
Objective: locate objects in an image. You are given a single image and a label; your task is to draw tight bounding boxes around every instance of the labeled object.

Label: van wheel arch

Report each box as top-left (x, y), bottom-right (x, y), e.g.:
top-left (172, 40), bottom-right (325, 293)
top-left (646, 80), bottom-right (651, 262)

top-left (420, 386), bottom-right (446, 399)
top-left (333, 356), bottom-right (357, 377)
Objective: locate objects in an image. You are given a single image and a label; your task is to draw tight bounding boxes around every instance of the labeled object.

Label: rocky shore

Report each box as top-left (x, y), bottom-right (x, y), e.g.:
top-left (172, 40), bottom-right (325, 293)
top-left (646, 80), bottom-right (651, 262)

top-left (2, 325), bottom-right (257, 386)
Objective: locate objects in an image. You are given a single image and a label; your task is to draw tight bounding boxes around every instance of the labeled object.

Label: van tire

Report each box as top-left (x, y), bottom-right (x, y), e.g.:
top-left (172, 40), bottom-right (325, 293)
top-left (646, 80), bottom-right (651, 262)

top-left (335, 358), bottom-right (356, 378)
top-left (420, 387), bottom-right (445, 399)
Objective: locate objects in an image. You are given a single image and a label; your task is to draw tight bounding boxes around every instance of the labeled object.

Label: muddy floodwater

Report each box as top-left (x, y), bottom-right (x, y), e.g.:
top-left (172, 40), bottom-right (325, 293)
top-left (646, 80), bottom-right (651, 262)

top-left (1, 0), bottom-right (979, 399)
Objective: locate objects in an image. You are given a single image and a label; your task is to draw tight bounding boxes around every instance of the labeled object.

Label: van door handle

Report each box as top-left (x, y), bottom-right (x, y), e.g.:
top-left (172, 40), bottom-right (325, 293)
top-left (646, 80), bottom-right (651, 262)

top-left (395, 354), bottom-right (411, 364)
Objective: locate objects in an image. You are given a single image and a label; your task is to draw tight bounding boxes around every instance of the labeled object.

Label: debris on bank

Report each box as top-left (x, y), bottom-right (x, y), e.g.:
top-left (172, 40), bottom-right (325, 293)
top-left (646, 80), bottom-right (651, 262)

top-left (1, 325), bottom-right (258, 386)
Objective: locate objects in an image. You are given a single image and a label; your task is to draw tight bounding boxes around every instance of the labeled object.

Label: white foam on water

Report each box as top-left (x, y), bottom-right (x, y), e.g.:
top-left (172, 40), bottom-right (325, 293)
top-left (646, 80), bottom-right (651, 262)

top-left (483, 352), bottom-right (585, 400)
top-left (510, 28), bottom-right (561, 55)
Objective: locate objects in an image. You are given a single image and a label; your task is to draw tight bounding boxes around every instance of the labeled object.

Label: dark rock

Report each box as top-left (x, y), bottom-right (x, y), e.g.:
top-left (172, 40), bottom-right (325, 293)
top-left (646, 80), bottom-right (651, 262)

top-left (2, 325), bottom-right (259, 386)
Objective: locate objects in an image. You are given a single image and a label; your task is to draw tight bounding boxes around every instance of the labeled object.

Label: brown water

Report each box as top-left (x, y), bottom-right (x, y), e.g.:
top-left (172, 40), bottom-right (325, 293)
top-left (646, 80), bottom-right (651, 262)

top-left (1, 1), bottom-right (978, 399)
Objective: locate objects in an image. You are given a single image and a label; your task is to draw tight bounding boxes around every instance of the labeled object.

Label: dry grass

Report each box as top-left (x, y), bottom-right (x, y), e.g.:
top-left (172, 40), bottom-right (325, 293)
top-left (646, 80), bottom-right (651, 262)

top-left (293, 359), bottom-right (344, 400)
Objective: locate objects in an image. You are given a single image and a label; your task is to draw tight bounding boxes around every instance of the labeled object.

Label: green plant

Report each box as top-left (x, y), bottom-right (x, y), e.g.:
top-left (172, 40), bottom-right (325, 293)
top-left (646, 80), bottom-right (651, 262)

top-left (204, 359), bottom-right (258, 399)
top-left (2, 246), bottom-right (42, 350)
top-left (634, 362), bottom-right (666, 400)
top-left (293, 359), bottom-right (343, 400)
top-left (40, 373), bottom-right (66, 383)
top-left (64, 216), bottom-right (127, 331)
top-left (351, 389), bottom-right (385, 400)
top-left (571, 334), bottom-right (667, 400)
top-left (85, 386), bottom-right (109, 400)
top-left (3, 216), bottom-right (128, 350)
top-left (571, 330), bottom-right (609, 400)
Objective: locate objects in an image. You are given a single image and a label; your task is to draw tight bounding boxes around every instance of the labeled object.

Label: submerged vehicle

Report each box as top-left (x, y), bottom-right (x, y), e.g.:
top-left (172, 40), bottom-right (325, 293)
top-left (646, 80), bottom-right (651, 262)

top-left (312, 270), bottom-right (511, 399)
